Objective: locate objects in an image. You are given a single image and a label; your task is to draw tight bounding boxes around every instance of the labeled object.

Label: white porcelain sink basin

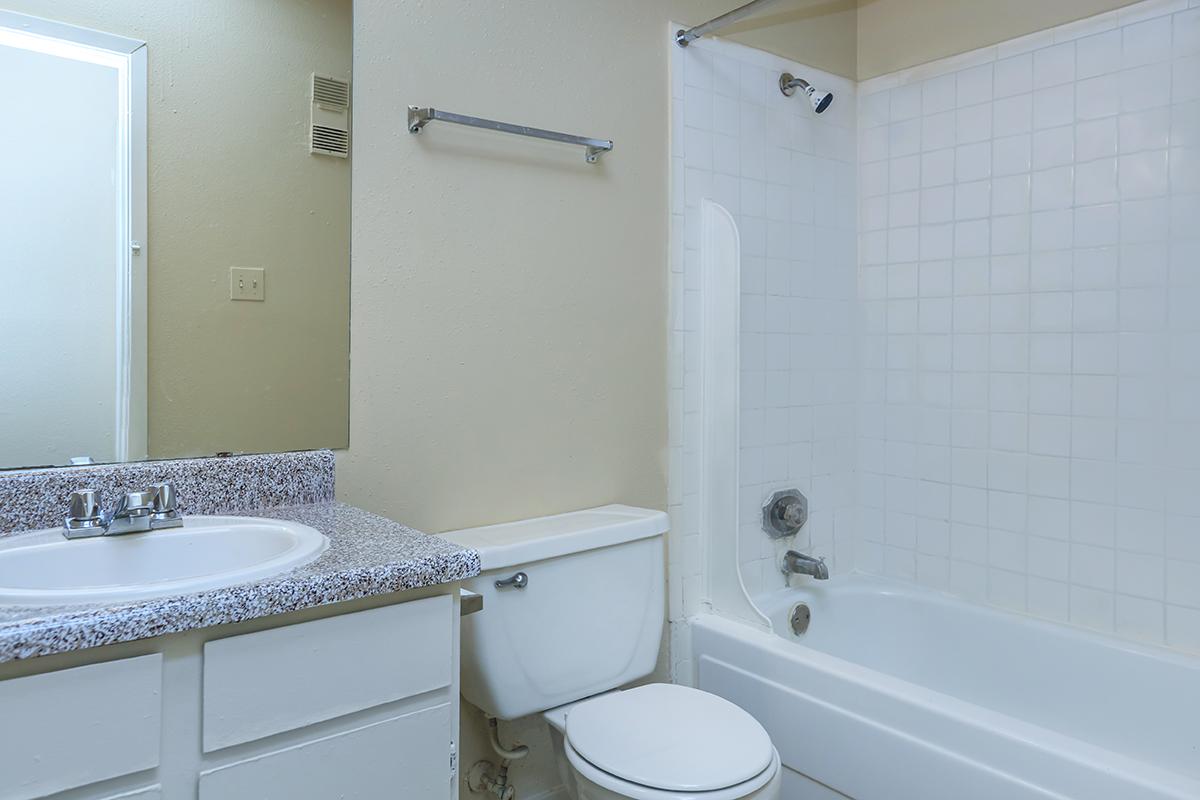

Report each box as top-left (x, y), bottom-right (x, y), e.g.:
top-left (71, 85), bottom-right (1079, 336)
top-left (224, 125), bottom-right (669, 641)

top-left (0, 516), bottom-right (328, 606)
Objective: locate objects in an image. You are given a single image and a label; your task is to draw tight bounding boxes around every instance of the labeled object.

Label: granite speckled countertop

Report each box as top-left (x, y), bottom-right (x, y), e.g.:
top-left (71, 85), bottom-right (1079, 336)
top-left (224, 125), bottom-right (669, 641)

top-left (0, 502), bottom-right (481, 663)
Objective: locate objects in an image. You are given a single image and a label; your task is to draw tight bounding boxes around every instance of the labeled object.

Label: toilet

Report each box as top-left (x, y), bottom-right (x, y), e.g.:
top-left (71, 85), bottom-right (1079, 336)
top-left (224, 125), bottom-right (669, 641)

top-left (443, 505), bottom-right (782, 800)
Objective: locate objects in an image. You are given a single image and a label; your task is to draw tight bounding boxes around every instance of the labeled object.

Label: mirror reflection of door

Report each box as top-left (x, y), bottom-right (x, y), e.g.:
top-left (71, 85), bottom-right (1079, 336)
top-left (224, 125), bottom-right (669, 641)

top-left (0, 12), bottom-right (146, 468)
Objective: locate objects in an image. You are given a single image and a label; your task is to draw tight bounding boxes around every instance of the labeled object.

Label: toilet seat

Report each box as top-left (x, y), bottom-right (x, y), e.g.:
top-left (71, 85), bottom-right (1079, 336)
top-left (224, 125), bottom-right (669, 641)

top-left (565, 738), bottom-right (781, 800)
top-left (562, 683), bottom-right (778, 798)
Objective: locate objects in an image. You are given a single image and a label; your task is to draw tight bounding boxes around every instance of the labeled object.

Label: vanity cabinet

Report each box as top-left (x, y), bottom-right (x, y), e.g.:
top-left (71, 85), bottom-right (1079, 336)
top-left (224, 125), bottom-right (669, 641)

top-left (0, 590), bottom-right (460, 800)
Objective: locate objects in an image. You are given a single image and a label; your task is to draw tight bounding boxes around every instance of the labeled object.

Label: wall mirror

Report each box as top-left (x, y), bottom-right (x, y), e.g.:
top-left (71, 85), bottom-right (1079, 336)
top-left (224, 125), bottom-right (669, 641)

top-left (0, 0), bottom-right (351, 470)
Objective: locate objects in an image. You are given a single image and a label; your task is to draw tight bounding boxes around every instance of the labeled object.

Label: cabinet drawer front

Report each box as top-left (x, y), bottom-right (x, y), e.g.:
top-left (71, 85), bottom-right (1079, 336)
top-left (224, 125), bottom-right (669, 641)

top-left (198, 703), bottom-right (452, 800)
top-left (0, 655), bottom-right (162, 800)
top-left (203, 595), bottom-right (452, 751)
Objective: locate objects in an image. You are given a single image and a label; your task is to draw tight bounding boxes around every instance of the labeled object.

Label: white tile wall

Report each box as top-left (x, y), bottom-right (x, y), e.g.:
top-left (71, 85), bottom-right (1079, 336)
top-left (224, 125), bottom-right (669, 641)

top-left (857, 0), bottom-right (1200, 652)
top-left (668, 34), bottom-right (859, 681)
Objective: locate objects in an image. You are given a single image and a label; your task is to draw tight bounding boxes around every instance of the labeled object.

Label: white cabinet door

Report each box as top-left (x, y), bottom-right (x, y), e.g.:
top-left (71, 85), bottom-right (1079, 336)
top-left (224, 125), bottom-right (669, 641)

top-left (0, 655), bottom-right (162, 800)
top-left (198, 702), bottom-right (452, 800)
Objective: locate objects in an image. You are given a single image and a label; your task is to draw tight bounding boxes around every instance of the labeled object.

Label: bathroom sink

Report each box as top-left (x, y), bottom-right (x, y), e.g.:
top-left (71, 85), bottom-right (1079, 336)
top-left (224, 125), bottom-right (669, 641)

top-left (0, 516), bottom-right (328, 606)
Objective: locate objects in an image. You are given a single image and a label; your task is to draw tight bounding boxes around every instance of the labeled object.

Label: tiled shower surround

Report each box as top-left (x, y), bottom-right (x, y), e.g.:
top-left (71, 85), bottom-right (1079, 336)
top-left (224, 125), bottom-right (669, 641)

top-left (857, 0), bottom-right (1200, 651)
top-left (669, 0), bottom-right (1200, 671)
top-left (667, 32), bottom-right (859, 681)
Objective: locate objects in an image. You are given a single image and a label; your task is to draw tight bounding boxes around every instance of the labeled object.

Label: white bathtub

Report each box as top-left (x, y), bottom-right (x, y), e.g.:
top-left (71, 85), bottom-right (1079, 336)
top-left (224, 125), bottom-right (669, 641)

top-left (691, 574), bottom-right (1200, 800)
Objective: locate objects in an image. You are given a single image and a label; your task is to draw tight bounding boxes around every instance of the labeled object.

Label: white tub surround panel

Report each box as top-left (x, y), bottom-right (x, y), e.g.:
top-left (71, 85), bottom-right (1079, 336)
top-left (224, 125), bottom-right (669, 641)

top-left (856, 0), bottom-right (1200, 651)
top-left (668, 31), bottom-right (860, 682)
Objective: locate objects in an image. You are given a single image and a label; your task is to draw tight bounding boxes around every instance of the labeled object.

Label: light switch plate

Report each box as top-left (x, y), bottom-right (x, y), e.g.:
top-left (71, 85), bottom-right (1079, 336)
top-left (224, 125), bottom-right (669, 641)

top-left (230, 267), bottom-right (265, 301)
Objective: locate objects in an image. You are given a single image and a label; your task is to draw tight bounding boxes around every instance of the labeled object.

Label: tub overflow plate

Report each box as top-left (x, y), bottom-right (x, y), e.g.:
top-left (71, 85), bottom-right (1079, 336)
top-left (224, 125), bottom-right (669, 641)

top-left (789, 602), bottom-right (811, 635)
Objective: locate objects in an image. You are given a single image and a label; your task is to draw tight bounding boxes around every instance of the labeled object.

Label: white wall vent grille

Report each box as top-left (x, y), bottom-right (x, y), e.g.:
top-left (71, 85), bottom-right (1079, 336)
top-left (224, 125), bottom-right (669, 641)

top-left (310, 73), bottom-right (350, 158)
top-left (313, 75), bottom-right (350, 110)
top-left (311, 125), bottom-right (350, 157)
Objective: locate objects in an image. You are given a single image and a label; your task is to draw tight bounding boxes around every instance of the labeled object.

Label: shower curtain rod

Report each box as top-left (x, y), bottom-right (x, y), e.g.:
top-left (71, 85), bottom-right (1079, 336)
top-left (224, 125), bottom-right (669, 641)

top-left (674, 0), bottom-right (785, 47)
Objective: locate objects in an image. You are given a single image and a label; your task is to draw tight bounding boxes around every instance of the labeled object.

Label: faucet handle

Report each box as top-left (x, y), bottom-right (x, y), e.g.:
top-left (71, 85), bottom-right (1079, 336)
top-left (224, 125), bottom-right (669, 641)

top-left (67, 489), bottom-right (102, 523)
top-left (782, 500), bottom-right (806, 528)
top-left (65, 489), bottom-right (105, 535)
top-left (148, 482), bottom-right (183, 529)
top-left (150, 482), bottom-right (178, 514)
top-left (123, 490), bottom-right (157, 514)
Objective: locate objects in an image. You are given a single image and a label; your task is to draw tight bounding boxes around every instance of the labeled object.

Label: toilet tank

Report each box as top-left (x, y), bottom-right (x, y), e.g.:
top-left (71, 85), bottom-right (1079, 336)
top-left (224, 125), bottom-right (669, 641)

top-left (442, 505), bottom-right (668, 720)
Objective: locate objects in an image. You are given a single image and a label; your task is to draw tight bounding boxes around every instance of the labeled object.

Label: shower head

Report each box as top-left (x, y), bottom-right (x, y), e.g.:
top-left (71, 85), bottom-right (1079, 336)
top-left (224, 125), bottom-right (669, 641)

top-left (779, 72), bottom-right (833, 114)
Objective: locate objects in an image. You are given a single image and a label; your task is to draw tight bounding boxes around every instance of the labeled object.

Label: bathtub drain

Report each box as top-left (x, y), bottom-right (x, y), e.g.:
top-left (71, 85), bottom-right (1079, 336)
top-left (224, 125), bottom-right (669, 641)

top-left (789, 602), bottom-right (811, 635)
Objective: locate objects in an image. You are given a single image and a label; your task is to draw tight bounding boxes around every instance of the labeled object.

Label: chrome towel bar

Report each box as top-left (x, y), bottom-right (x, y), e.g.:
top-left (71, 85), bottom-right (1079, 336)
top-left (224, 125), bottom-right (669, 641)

top-left (407, 106), bottom-right (613, 164)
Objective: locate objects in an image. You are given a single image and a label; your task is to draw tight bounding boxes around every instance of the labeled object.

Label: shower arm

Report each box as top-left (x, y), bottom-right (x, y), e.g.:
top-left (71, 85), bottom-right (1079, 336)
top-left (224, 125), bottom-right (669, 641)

top-left (675, 0), bottom-right (785, 47)
top-left (780, 74), bottom-right (811, 95)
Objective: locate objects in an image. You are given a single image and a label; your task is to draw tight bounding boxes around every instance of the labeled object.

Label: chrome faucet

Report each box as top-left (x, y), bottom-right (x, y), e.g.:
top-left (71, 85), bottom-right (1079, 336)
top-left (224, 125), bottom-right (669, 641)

top-left (64, 482), bottom-right (183, 539)
top-left (782, 550), bottom-right (829, 580)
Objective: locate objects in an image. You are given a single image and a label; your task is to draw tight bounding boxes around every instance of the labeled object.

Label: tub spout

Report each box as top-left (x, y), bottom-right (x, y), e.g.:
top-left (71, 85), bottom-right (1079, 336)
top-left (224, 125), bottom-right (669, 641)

top-left (782, 550), bottom-right (829, 580)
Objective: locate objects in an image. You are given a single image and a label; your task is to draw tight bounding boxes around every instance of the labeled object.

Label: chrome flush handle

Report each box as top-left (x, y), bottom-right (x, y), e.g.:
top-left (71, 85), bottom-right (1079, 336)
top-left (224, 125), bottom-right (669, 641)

top-left (494, 572), bottom-right (528, 590)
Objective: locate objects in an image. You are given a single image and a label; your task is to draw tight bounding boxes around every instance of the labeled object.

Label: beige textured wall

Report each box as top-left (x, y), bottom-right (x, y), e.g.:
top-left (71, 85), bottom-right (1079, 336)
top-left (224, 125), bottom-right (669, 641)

top-left (338, 0), bottom-right (856, 536)
top-left (3, 0), bottom-right (351, 459)
top-left (343, 5), bottom-right (855, 796)
top-left (857, 0), bottom-right (1146, 78)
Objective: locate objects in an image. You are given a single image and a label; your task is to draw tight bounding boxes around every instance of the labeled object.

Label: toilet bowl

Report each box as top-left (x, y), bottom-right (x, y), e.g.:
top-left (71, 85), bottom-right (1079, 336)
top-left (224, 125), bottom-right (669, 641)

top-left (442, 506), bottom-right (782, 800)
top-left (544, 684), bottom-right (782, 800)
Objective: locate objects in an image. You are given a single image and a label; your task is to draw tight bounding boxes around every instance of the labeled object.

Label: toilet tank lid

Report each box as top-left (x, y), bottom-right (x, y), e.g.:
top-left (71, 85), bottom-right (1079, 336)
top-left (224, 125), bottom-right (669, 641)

top-left (440, 505), bottom-right (668, 571)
